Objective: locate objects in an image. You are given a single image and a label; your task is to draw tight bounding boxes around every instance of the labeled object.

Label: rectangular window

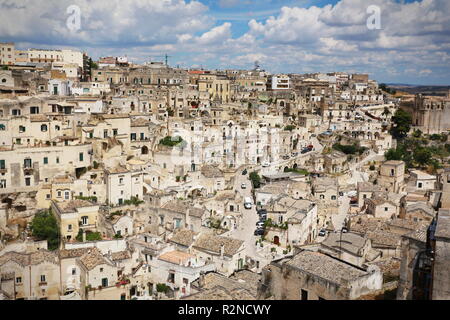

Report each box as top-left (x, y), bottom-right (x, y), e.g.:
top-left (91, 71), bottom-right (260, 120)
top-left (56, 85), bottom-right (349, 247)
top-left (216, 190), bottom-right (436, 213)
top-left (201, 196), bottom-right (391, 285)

top-left (24, 159), bottom-right (32, 168)
top-left (101, 278), bottom-right (108, 287)
top-left (79, 152), bottom-right (84, 161)
top-left (16, 277), bottom-right (22, 284)
top-left (0, 159), bottom-right (5, 169)
top-left (40, 275), bottom-right (46, 282)
top-left (43, 157), bottom-right (48, 164)
top-left (81, 216), bottom-right (88, 225)
top-left (25, 177), bottom-right (31, 186)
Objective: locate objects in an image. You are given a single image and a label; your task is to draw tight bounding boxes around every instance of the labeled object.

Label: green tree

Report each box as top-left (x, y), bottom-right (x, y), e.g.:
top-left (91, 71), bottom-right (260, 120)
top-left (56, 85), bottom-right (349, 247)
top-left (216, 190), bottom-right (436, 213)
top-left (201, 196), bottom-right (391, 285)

top-left (390, 109), bottom-right (412, 139)
top-left (249, 171), bottom-right (261, 189)
top-left (30, 210), bottom-right (60, 250)
top-left (412, 129), bottom-right (422, 138)
top-left (385, 148), bottom-right (403, 161)
top-left (414, 148), bottom-right (432, 167)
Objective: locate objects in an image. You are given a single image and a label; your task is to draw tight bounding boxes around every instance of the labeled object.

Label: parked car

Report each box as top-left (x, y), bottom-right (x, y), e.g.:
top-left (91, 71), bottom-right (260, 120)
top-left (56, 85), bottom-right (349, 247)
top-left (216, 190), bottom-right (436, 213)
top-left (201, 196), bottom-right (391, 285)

top-left (307, 145), bottom-right (314, 150)
top-left (342, 227), bottom-right (348, 233)
top-left (301, 148), bottom-right (309, 154)
top-left (262, 162), bottom-right (270, 167)
top-left (242, 169), bottom-right (248, 175)
top-left (256, 221), bottom-right (265, 228)
top-left (241, 183), bottom-right (247, 189)
top-left (291, 152), bottom-right (298, 157)
top-left (259, 213), bottom-right (267, 222)
top-left (258, 209), bottom-right (267, 216)
top-left (254, 228), bottom-right (265, 236)
top-left (318, 229), bottom-right (327, 237)
top-left (282, 155), bottom-right (290, 160)
top-left (244, 197), bottom-right (253, 209)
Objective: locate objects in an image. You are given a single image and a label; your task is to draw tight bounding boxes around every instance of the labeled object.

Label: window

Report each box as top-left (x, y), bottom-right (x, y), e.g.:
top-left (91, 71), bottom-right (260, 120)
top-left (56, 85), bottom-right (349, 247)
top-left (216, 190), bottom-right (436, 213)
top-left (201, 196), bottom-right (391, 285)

top-left (65, 191), bottom-right (70, 200)
top-left (101, 278), bottom-right (108, 287)
top-left (25, 177), bottom-right (31, 186)
top-left (385, 207), bottom-right (388, 211)
top-left (68, 224), bottom-right (72, 231)
top-left (16, 277), bottom-right (22, 284)
top-left (81, 216), bottom-right (88, 225)
top-left (56, 157), bottom-right (60, 164)
top-left (0, 124), bottom-right (5, 130)
top-left (19, 125), bottom-right (26, 133)
top-left (43, 157), bottom-right (48, 164)
top-left (24, 158), bottom-right (32, 168)
top-left (100, 268), bottom-right (104, 272)
top-left (30, 106), bottom-right (40, 114)
top-left (0, 179), bottom-right (7, 188)
top-left (79, 152), bottom-right (84, 161)
top-left (0, 159), bottom-right (5, 169)
top-left (41, 124), bottom-right (48, 132)
top-left (418, 182), bottom-right (423, 189)
top-left (113, 129), bottom-right (118, 136)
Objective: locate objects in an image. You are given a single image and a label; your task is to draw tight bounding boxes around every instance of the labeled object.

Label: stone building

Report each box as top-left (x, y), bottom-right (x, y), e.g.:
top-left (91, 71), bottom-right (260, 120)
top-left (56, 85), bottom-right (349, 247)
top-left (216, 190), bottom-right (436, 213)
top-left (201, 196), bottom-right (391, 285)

top-left (378, 160), bottom-right (406, 193)
top-left (411, 93), bottom-right (450, 134)
top-left (258, 250), bottom-right (383, 300)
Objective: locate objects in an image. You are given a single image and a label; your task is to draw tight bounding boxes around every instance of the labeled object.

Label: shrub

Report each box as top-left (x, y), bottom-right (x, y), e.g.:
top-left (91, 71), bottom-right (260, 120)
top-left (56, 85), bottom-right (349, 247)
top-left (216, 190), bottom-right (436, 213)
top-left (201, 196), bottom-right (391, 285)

top-left (30, 210), bottom-right (60, 250)
top-left (156, 283), bottom-right (170, 293)
top-left (159, 136), bottom-right (183, 147)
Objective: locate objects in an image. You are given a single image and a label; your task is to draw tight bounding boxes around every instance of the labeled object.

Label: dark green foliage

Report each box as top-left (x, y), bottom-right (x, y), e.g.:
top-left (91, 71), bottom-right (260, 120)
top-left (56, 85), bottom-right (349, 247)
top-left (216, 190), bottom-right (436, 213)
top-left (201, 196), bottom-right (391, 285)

top-left (156, 283), bottom-right (170, 293)
top-left (159, 136), bottom-right (183, 147)
top-left (390, 109), bottom-right (412, 139)
top-left (124, 196), bottom-right (144, 206)
top-left (249, 171), bottom-right (261, 189)
top-left (333, 143), bottom-right (367, 155)
top-left (75, 195), bottom-right (97, 203)
top-left (30, 210), bottom-right (60, 250)
top-left (284, 125), bottom-right (296, 131)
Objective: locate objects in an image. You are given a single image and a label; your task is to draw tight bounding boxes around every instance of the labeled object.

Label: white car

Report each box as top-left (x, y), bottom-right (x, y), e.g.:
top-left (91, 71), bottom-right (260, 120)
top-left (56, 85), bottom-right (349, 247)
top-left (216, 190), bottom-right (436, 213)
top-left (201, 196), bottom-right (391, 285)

top-left (244, 197), bottom-right (253, 209)
top-left (262, 162), bottom-right (270, 167)
top-left (241, 183), bottom-right (247, 189)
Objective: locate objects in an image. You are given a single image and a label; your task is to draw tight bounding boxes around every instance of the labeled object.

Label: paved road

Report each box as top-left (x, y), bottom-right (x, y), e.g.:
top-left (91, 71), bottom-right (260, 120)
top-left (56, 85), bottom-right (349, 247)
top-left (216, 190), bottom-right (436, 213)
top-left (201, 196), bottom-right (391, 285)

top-left (229, 171), bottom-right (269, 270)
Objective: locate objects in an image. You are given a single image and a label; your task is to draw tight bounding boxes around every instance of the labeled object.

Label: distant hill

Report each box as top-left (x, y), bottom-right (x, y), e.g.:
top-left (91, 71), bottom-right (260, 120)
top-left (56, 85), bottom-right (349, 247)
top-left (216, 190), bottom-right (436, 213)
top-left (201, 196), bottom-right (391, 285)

top-left (384, 84), bottom-right (450, 96)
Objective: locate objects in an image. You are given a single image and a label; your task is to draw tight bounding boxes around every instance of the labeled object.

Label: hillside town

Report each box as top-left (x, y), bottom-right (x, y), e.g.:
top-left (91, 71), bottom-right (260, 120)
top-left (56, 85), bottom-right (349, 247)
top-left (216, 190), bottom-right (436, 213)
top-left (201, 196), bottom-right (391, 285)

top-left (0, 42), bottom-right (449, 301)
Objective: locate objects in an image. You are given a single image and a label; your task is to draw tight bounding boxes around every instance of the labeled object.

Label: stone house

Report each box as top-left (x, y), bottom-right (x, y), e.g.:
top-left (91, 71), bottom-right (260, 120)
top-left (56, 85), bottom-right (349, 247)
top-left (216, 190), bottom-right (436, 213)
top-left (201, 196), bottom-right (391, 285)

top-left (0, 250), bottom-right (61, 300)
top-left (191, 234), bottom-right (245, 276)
top-left (258, 250), bottom-right (383, 300)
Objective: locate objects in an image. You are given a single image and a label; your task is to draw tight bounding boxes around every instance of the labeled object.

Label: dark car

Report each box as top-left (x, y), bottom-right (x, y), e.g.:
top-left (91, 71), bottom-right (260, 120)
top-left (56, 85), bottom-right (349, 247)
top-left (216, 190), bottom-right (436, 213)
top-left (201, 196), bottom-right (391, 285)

top-left (301, 148), bottom-right (309, 154)
top-left (259, 214), bottom-right (267, 222)
top-left (254, 228), bottom-right (265, 236)
top-left (258, 209), bottom-right (267, 215)
top-left (242, 169), bottom-right (248, 175)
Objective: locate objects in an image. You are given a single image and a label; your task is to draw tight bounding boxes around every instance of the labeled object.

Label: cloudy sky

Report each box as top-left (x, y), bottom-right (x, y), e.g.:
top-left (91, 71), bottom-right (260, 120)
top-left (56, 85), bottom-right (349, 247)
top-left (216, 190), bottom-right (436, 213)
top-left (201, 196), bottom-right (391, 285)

top-left (0, 0), bottom-right (449, 85)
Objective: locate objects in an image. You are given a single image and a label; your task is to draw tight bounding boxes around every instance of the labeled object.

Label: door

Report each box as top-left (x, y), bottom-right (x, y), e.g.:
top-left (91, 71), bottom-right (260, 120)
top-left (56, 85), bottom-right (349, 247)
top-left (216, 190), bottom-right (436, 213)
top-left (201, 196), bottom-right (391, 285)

top-left (101, 278), bottom-right (108, 287)
top-left (274, 236), bottom-right (280, 245)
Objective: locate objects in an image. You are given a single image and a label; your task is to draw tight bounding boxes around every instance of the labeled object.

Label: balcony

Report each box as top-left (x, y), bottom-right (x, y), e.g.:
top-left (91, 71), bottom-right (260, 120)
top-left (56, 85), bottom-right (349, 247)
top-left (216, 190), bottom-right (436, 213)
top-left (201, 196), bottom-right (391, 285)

top-left (0, 168), bottom-right (6, 174)
top-left (23, 167), bottom-right (34, 175)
